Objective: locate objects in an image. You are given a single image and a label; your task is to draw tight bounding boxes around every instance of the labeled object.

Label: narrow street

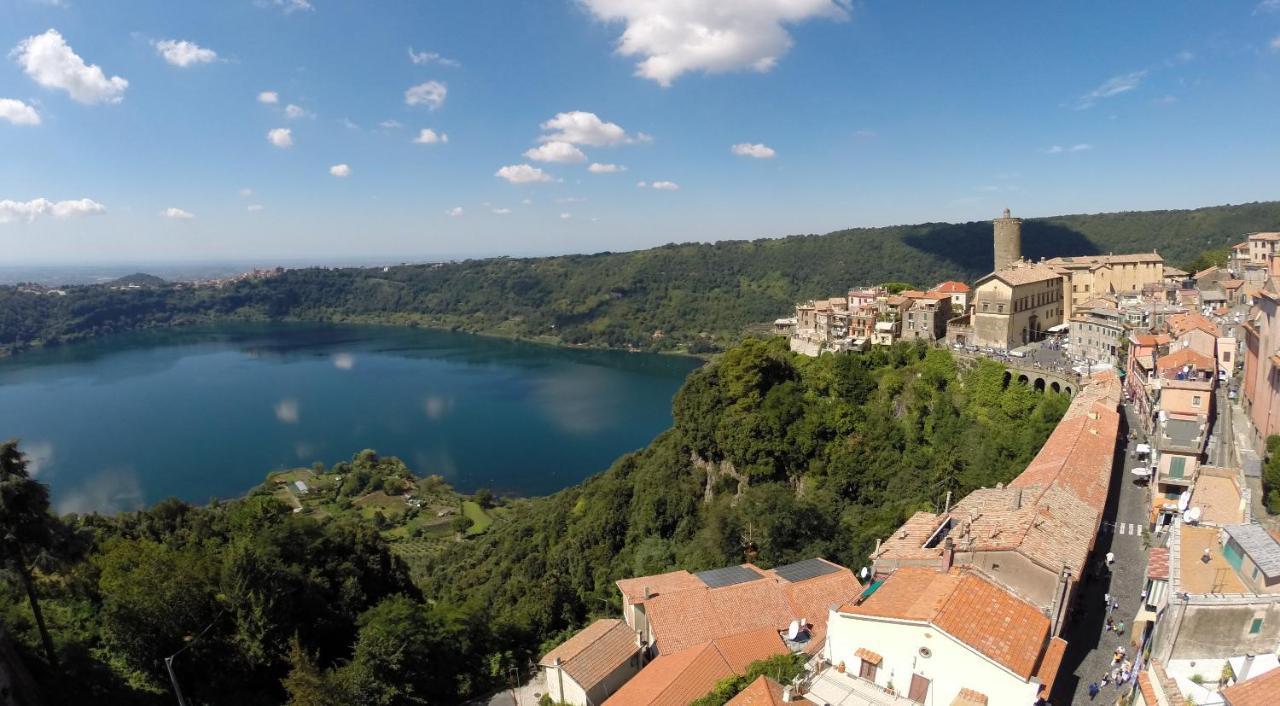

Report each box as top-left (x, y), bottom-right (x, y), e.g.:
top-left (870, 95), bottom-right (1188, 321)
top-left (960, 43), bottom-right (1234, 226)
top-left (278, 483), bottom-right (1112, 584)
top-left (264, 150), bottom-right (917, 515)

top-left (1052, 402), bottom-right (1153, 704)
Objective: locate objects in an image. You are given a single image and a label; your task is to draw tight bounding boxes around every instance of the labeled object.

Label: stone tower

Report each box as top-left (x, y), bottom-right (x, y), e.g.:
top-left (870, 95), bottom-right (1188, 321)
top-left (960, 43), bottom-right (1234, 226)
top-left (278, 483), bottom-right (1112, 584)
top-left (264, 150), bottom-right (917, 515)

top-left (993, 207), bottom-right (1022, 272)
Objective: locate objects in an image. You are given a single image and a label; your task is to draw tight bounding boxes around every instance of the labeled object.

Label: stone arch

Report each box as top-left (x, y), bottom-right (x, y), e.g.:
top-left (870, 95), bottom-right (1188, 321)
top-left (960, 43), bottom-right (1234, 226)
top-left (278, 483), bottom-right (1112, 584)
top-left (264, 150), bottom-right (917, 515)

top-left (1034, 377), bottom-right (1046, 392)
top-left (1002, 371), bottom-right (1012, 389)
top-left (1017, 374), bottom-right (1030, 385)
top-left (1064, 386), bottom-right (1073, 396)
top-left (1051, 381), bottom-right (1061, 393)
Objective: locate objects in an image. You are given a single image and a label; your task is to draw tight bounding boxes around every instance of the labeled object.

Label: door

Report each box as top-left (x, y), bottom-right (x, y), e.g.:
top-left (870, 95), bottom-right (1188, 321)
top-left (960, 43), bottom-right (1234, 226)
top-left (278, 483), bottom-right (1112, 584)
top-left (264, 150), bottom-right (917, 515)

top-left (859, 659), bottom-right (877, 682)
top-left (908, 673), bottom-right (930, 704)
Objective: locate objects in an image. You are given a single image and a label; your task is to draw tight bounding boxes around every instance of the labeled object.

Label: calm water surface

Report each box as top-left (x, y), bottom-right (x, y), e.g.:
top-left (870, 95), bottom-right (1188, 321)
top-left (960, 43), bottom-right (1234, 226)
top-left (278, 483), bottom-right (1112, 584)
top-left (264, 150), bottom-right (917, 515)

top-left (0, 324), bottom-right (702, 514)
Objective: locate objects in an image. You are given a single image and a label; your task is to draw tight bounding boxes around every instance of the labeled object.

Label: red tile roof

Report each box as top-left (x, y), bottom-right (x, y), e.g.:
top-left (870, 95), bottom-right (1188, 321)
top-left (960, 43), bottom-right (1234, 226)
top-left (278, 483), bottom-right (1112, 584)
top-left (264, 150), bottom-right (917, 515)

top-left (933, 281), bottom-right (971, 293)
top-left (1156, 348), bottom-right (1216, 374)
top-left (1167, 312), bottom-right (1219, 338)
top-left (839, 567), bottom-right (1055, 680)
top-left (951, 688), bottom-right (989, 706)
top-left (1221, 663), bottom-right (1280, 706)
top-left (1137, 671), bottom-right (1158, 706)
top-left (1034, 638), bottom-right (1067, 700)
top-left (540, 619), bottom-right (640, 691)
top-left (604, 628), bottom-right (787, 706)
top-left (726, 676), bottom-right (785, 706)
top-left (1147, 547), bottom-right (1170, 580)
top-left (616, 570), bottom-right (705, 606)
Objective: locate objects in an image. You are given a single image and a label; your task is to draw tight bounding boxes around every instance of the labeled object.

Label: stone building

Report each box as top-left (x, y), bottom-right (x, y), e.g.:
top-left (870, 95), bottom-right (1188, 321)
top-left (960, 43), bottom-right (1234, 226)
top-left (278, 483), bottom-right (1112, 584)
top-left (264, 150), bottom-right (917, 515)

top-left (1044, 252), bottom-right (1166, 319)
top-left (971, 261), bottom-right (1064, 351)
top-left (1069, 306), bottom-right (1126, 367)
top-left (993, 208), bottom-right (1022, 272)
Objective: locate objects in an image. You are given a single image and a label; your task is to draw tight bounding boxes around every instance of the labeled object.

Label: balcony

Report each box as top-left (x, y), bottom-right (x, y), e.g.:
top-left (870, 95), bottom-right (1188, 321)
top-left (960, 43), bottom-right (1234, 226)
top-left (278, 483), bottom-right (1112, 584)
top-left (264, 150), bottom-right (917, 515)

top-left (800, 665), bottom-right (918, 706)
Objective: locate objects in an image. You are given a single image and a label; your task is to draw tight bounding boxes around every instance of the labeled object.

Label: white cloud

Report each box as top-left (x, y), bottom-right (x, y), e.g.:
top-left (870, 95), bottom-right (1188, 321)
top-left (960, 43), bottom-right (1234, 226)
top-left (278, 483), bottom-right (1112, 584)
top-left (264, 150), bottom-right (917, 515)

top-left (1044, 143), bottom-right (1092, 154)
top-left (538, 111), bottom-right (640, 146)
top-left (1076, 70), bottom-right (1147, 109)
top-left (238, 187), bottom-right (253, 197)
top-left (1257, 0), bottom-right (1280, 13)
top-left (161, 207), bottom-right (194, 219)
top-left (339, 117), bottom-right (360, 130)
top-left (447, 206), bottom-right (464, 217)
top-left (329, 163), bottom-right (351, 177)
top-left (651, 180), bottom-right (680, 190)
top-left (0, 98), bottom-right (40, 126)
top-left (405, 80), bottom-right (447, 109)
top-left (1271, 35), bottom-right (1280, 51)
top-left (853, 128), bottom-right (876, 138)
top-left (260, 0), bottom-right (312, 13)
top-left (521, 198), bottom-right (533, 205)
top-left (247, 203), bottom-right (264, 212)
top-left (556, 196), bottom-right (586, 204)
top-left (273, 398), bottom-right (299, 424)
top-left (284, 103), bottom-right (313, 119)
top-left (380, 119), bottom-right (403, 129)
top-left (413, 128), bottom-right (448, 144)
top-left (0, 197), bottom-right (105, 223)
top-left (258, 90), bottom-right (279, 104)
top-left (12, 29), bottom-right (128, 104)
top-left (495, 164), bottom-right (553, 184)
top-left (524, 141), bottom-right (587, 163)
top-left (636, 181), bottom-right (647, 188)
top-left (1069, 143), bottom-right (1093, 152)
top-left (267, 127), bottom-right (293, 148)
top-left (731, 142), bottom-right (776, 159)
top-left (588, 163), bottom-right (627, 173)
top-left (581, 0), bottom-right (848, 86)
top-left (154, 39), bottom-right (217, 67)
top-left (408, 47), bottom-right (460, 67)
top-left (560, 212), bottom-right (572, 220)
top-left (492, 207), bottom-right (511, 215)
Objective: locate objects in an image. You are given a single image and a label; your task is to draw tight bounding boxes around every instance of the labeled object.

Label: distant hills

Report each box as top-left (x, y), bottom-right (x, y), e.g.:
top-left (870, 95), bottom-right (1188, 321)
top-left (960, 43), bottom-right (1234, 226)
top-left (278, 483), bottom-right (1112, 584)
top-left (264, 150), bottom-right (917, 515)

top-left (3, 200), bottom-right (1278, 354)
top-left (107, 272), bottom-right (167, 288)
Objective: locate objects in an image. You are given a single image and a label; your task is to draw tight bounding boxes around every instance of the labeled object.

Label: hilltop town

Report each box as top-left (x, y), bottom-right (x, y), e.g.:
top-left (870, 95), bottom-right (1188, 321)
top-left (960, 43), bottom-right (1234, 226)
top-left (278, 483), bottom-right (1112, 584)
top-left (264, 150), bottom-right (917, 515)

top-left (531, 213), bottom-right (1280, 706)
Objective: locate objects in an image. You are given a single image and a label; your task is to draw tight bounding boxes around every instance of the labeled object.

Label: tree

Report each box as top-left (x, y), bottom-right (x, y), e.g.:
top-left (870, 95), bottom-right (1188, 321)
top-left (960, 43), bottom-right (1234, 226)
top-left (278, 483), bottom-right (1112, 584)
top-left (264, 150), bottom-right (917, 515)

top-left (282, 634), bottom-right (344, 706)
top-left (0, 440), bottom-right (60, 668)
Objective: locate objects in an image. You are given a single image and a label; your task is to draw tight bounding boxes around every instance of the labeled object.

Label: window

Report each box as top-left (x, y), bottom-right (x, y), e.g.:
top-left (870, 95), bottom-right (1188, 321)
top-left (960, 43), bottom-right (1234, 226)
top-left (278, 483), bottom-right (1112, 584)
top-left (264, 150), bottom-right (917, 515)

top-left (997, 304), bottom-right (1004, 313)
top-left (1251, 618), bottom-right (1264, 634)
top-left (1193, 395), bottom-right (1202, 407)
top-left (1169, 456), bottom-right (1186, 479)
top-left (982, 303), bottom-right (989, 313)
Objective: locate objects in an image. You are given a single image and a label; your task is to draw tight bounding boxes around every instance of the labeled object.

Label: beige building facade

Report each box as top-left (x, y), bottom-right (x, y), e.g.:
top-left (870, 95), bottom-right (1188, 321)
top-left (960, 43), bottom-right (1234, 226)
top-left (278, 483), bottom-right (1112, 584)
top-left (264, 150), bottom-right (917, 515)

top-left (971, 262), bottom-right (1064, 351)
top-left (1045, 253), bottom-right (1166, 319)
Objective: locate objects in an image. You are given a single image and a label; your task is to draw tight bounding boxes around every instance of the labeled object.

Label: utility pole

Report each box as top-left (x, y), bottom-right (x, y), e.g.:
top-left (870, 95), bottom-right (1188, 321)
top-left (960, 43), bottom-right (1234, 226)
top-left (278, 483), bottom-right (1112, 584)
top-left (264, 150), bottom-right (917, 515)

top-left (164, 655), bottom-right (189, 706)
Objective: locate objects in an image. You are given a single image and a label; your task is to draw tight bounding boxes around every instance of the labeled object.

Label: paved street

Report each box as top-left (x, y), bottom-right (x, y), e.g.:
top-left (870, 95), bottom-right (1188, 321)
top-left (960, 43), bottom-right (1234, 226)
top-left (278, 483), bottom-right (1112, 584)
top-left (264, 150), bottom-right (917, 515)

top-left (1052, 402), bottom-right (1152, 704)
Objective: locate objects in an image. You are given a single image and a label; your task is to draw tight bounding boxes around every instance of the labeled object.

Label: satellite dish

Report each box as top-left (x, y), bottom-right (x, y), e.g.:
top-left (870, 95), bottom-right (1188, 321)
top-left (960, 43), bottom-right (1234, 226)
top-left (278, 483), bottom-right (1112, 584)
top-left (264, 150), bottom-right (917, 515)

top-left (859, 567), bottom-right (870, 579)
top-left (787, 620), bottom-right (801, 640)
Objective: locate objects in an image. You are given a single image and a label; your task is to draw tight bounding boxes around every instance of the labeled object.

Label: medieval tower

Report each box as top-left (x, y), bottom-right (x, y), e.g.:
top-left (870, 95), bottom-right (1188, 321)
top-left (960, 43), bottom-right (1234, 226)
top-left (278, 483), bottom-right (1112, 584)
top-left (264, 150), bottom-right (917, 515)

top-left (993, 207), bottom-right (1022, 272)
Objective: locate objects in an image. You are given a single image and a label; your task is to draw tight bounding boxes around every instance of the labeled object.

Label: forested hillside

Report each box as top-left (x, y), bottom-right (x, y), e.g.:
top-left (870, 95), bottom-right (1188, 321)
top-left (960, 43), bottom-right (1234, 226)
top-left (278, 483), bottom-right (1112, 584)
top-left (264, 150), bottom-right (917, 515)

top-left (0, 339), bottom-right (1068, 704)
top-left (3, 201), bottom-right (1275, 354)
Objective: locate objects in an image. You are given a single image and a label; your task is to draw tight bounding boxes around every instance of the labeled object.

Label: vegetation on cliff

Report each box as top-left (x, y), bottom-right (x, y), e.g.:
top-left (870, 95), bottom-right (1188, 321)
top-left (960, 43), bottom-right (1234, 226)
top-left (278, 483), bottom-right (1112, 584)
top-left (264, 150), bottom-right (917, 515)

top-left (1, 339), bottom-right (1069, 703)
top-left (3, 201), bottom-right (1276, 356)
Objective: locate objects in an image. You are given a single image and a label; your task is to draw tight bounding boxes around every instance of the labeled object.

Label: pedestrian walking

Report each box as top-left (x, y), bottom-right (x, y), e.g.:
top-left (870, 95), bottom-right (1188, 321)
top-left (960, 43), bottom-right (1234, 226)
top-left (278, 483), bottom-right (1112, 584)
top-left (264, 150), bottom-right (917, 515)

top-left (1106, 551), bottom-right (1115, 566)
top-left (1117, 620), bottom-right (1126, 636)
top-left (1088, 682), bottom-right (1100, 700)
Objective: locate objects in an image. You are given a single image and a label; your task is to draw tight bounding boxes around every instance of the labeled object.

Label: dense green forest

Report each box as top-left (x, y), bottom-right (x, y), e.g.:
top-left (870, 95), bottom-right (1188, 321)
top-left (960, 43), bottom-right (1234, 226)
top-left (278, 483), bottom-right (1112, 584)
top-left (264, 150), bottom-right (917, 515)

top-left (0, 339), bottom-right (1069, 704)
top-left (2, 201), bottom-right (1276, 355)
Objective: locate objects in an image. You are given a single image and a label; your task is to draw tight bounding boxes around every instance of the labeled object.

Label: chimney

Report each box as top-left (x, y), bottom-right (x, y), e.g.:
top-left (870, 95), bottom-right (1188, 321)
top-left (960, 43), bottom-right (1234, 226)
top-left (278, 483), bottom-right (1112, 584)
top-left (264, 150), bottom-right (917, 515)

top-left (1009, 487), bottom-right (1023, 511)
top-left (643, 584), bottom-right (651, 600)
top-left (1243, 653), bottom-right (1256, 679)
top-left (782, 686), bottom-right (794, 703)
top-left (941, 537), bottom-right (955, 573)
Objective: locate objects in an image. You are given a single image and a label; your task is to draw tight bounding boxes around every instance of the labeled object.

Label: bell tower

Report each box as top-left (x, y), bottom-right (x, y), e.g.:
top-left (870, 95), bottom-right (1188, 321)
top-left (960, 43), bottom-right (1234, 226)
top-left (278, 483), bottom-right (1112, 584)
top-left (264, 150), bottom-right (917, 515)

top-left (993, 208), bottom-right (1022, 272)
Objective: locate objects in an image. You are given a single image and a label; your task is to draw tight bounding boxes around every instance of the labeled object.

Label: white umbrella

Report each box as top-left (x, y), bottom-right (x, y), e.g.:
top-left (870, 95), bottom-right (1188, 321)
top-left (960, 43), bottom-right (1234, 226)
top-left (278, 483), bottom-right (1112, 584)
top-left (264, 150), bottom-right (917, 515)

top-left (1178, 491), bottom-right (1192, 513)
top-left (1184, 507), bottom-right (1203, 524)
top-left (1135, 443), bottom-right (1151, 455)
top-left (1131, 467), bottom-right (1152, 478)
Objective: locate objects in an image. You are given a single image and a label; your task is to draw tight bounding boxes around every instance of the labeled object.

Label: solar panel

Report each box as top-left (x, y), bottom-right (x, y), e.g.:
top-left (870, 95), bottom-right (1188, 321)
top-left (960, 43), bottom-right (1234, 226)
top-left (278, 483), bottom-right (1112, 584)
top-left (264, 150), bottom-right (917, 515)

top-left (695, 565), bottom-right (763, 588)
top-left (773, 558), bottom-right (840, 583)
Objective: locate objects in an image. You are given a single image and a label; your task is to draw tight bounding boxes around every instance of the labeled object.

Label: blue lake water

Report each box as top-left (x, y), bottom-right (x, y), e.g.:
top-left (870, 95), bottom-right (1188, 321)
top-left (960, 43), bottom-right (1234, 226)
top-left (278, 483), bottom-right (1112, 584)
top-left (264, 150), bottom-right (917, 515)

top-left (0, 324), bottom-right (702, 514)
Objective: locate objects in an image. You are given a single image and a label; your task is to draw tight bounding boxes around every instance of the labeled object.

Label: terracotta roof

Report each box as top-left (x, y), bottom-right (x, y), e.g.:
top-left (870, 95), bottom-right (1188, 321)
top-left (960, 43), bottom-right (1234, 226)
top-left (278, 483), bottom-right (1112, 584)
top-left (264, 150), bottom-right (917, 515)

top-left (1195, 265), bottom-right (1221, 279)
top-left (1147, 547), bottom-right (1170, 580)
top-left (726, 676), bottom-right (785, 706)
top-left (1248, 232), bottom-right (1280, 242)
top-left (616, 570), bottom-right (704, 605)
top-left (1222, 279), bottom-right (1245, 291)
top-left (1137, 671), bottom-right (1159, 706)
top-left (1156, 348), bottom-right (1216, 374)
top-left (854, 647), bottom-right (882, 665)
top-left (638, 560), bottom-right (860, 655)
top-left (933, 281), bottom-right (971, 293)
top-left (1034, 638), bottom-right (1067, 700)
top-left (987, 263), bottom-right (1062, 286)
top-left (1132, 333), bottom-right (1172, 347)
top-left (540, 619), bottom-right (640, 690)
top-left (603, 628), bottom-right (787, 706)
top-left (950, 688), bottom-right (989, 706)
top-left (1166, 312), bottom-right (1219, 338)
top-left (1221, 662), bottom-right (1280, 706)
top-left (840, 568), bottom-right (1054, 680)
top-left (1165, 266), bottom-right (1190, 277)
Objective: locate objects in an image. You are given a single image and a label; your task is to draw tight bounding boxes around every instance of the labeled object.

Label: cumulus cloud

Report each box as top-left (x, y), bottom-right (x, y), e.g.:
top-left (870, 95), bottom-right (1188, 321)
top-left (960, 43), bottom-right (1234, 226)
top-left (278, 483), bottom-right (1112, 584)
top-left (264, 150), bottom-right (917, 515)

top-left (380, 119), bottom-right (403, 129)
top-left (154, 39), bottom-right (217, 67)
top-left (1044, 143), bottom-right (1092, 154)
top-left (260, 0), bottom-right (312, 13)
top-left (581, 0), bottom-right (848, 86)
top-left (405, 80), bottom-right (447, 109)
top-left (588, 163), bottom-right (626, 173)
top-left (0, 98), bottom-right (40, 126)
top-left (161, 207), bottom-right (194, 219)
top-left (524, 140), bottom-right (587, 163)
top-left (731, 142), bottom-right (776, 159)
top-left (1076, 70), bottom-right (1147, 109)
top-left (447, 206), bottom-right (463, 217)
top-left (12, 29), bottom-right (128, 104)
top-left (413, 128), bottom-right (448, 144)
top-left (650, 180), bottom-right (680, 190)
top-left (408, 47), bottom-right (460, 67)
top-left (492, 207), bottom-right (511, 215)
top-left (0, 197), bottom-right (105, 223)
top-left (267, 127), bottom-right (292, 148)
top-left (495, 164), bottom-right (553, 184)
top-left (284, 103), bottom-right (313, 119)
top-left (329, 163), bottom-right (351, 177)
top-left (258, 90), bottom-right (279, 104)
top-left (538, 111), bottom-right (641, 146)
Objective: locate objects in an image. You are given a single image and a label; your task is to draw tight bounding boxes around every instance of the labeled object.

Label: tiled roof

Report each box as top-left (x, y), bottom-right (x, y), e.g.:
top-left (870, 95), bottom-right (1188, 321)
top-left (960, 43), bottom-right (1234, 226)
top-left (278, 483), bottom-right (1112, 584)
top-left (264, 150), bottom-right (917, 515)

top-left (603, 628), bottom-right (787, 706)
top-left (839, 568), bottom-right (1053, 680)
top-left (933, 281), bottom-right (971, 293)
top-left (1194, 265), bottom-right (1221, 279)
top-left (1034, 638), bottom-right (1067, 700)
top-left (540, 619), bottom-right (640, 690)
top-left (638, 560), bottom-right (860, 655)
top-left (1132, 333), bottom-right (1172, 347)
top-left (1221, 663), bottom-right (1280, 706)
top-left (726, 676), bottom-right (785, 706)
top-left (1046, 253), bottom-right (1163, 266)
top-left (1137, 671), bottom-right (1159, 706)
top-left (950, 688), bottom-right (989, 706)
top-left (1156, 348), bottom-right (1217, 374)
top-left (1147, 547), bottom-right (1169, 580)
top-left (854, 647), bottom-right (882, 665)
top-left (1166, 312), bottom-right (1219, 337)
top-left (987, 264), bottom-right (1062, 286)
top-left (616, 570), bottom-right (705, 605)
top-left (1224, 523), bottom-right (1280, 579)
top-left (1248, 231), bottom-right (1280, 241)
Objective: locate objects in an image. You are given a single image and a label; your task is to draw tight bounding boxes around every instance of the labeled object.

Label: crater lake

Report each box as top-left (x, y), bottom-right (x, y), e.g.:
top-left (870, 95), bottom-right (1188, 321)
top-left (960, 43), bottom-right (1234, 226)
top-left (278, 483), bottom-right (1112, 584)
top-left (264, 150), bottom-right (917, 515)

top-left (0, 324), bottom-right (703, 514)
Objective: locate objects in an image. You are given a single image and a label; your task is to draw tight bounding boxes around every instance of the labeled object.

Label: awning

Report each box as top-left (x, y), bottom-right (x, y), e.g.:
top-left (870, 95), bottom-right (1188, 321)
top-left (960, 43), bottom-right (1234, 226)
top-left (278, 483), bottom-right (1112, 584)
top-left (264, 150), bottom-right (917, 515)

top-left (854, 647), bottom-right (883, 666)
top-left (1136, 443), bottom-right (1152, 455)
top-left (1047, 323), bottom-right (1070, 333)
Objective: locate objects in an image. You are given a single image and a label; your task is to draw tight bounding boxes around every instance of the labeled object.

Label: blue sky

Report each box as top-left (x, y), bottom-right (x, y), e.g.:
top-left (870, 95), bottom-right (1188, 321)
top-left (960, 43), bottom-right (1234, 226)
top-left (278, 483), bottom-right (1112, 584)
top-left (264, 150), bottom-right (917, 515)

top-left (1, 0), bottom-right (1278, 265)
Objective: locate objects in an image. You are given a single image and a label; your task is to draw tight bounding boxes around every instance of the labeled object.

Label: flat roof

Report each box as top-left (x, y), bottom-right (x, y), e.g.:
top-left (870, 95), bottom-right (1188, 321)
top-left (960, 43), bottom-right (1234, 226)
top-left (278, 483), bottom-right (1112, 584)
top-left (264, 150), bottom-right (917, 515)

top-left (1178, 524), bottom-right (1247, 594)
top-left (1192, 475), bottom-right (1244, 526)
top-left (1225, 524), bottom-right (1280, 579)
